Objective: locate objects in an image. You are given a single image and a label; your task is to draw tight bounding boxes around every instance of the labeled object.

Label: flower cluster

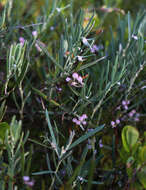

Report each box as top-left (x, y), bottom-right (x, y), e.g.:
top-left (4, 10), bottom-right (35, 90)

top-left (128, 109), bottom-right (140, 122)
top-left (90, 44), bottom-right (103, 53)
top-left (72, 114), bottom-right (88, 126)
top-left (87, 138), bottom-right (96, 149)
top-left (111, 119), bottom-right (120, 128)
top-left (82, 37), bottom-right (104, 54)
top-left (19, 31), bottom-right (44, 52)
top-left (23, 176), bottom-right (35, 187)
top-left (111, 99), bottom-right (141, 128)
top-left (122, 100), bottom-right (130, 110)
top-left (66, 73), bottom-right (84, 87)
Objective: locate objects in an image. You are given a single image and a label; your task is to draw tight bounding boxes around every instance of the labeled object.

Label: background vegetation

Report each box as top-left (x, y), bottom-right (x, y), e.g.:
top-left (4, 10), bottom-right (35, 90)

top-left (0, 0), bottom-right (146, 189)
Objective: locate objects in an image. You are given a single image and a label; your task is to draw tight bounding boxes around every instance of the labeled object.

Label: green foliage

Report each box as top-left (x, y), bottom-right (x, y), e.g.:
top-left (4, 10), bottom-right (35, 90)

top-left (137, 166), bottom-right (146, 189)
top-left (0, 0), bottom-right (145, 189)
top-left (0, 122), bottom-right (10, 141)
top-left (122, 125), bottom-right (139, 153)
top-left (120, 125), bottom-right (146, 189)
top-left (0, 116), bottom-right (30, 190)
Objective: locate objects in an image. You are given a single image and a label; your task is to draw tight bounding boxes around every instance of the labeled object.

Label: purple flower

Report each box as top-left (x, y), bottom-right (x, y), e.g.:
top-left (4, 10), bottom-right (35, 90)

top-left (82, 121), bottom-right (87, 125)
top-left (73, 114), bottom-right (88, 126)
top-left (78, 115), bottom-right (84, 122)
top-left (56, 87), bottom-right (62, 91)
top-left (76, 120), bottom-right (81, 125)
top-left (19, 37), bottom-right (25, 46)
top-left (25, 181), bottom-right (35, 187)
top-left (35, 43), bottom-right (42, 52)
top-left (90, 44), bottom-right (103, 53)
top-left (128, 112), bottom-right (134, 117)
top-left (82, 114), bottom-right (87, 119)
top-left (71, 81), bottom-right (78, 86)
top-left (72, 73), bottom-right (79, 80)
top-left (134, 117), bottom-right (139, 122)
top-left (32, 31), bottom-right (37, 37)
top-left (78, 114), bottom-right (87, 122)
top-left (111, 121), bottom-right (116, 128)
top-left (23, 176), bottom-right (35, 187)
top-left (124, 105), bottom-right (128, 110)
top-left (72, 73), bottom-right (83, 85)
top-left (122, 100), bottom-right (127, 106)
top-left (127, 100), bottom-right (130, 105)
top-left (77, 76), bottom-right (83, 85)
top-left (66, 73), bottom-right (84, 87)
top-left (23, 176), bottom-right (30, 182)
top-left (116, 119), bottom-right (120, 124)
top-left (50, 26), bottom-right (54, 31)
top-left (66, 77), bottom-right (71, 82)
top-left (132, 109), bottom-right (136, 114)
top-left (72, 118), bottom-right (81, 125)
top-left (72, 118), bottom-right (78, 123)
top-left (99, 139), bottom-right (103, 148)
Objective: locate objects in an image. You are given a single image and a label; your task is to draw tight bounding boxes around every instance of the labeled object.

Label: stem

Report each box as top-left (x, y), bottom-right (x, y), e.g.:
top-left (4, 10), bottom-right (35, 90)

top-left (49, 160), bottom-right (62, 190)
top-left (19, 83), bottom-right (24, 120)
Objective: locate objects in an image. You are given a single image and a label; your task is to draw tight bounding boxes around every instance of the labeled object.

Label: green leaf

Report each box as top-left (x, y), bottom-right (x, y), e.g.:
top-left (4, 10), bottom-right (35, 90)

top-left (122, 125), bottom-right (139, 153)
top-left (137, 166), bottom-right (146, 188)
top-left (45, 109), bottom-right (60, 156)
top-left (78, 56), bottom-right (106, 71)
top-left (0, 100), bottom-right (7, 122)
top-left (9, 116), bottom-right (22, 144)
top-left (0, 122), bottom-right (10, 141)
top-left (68, 125), bottom-right (104, 151)
top-left (32, 171), bottom-right (55, 175)
top-left (139, 146), bottom-right (146, 163)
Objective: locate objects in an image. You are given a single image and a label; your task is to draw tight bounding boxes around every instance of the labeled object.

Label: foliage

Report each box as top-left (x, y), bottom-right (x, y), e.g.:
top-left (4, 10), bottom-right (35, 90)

top-left (119, 125), bottom-right (146, 189)
top-left (0, 0), bottom-right (145, 189)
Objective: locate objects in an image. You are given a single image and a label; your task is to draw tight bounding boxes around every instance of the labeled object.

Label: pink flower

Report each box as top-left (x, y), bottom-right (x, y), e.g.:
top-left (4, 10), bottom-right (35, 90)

top-left (19, 37), bottom-right (25, 46)
top-left (32, 31), bottom-right (37, 37)
top-left (134, 117), bottom-right (139, 122)
top-left (71, 81), bottom-right (78, 86)
top-left (35, 43), bottom-right (42, 52)
top-left (131, 109), bottom-right (136, 114)
top-left (72, 118), bottom-right (78, 123)
top-left (122, 100), bottom-right (127, 106)
top-left (111, 121), bottom-right (116, 128)
top-left (66, 77), bottom-right (71, 82)
top-left (76, 120), bottom-right (81, 125)
top-left (81, 114), bottom-right (88, 119)
top-left (23, 176), bottom-right (35, 187)
top-left (124, 105), bottom-right (128, 110)
top-left (128, 112), bottom-right (134, 117)
top-left (72, 73), bottom-right (79, 80)
top-left (116, 119), bottom-right (120, 124)
top-left (73, 114), bottom-right (88, 126)
top-left (82, 121), bottom-right (87, 125)
top-left (77, 76), bottom-right (83, 84)
top-left (66, 73), bottom-right (84, 87)
top-left (23, 176), bottom-right (30, 182)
